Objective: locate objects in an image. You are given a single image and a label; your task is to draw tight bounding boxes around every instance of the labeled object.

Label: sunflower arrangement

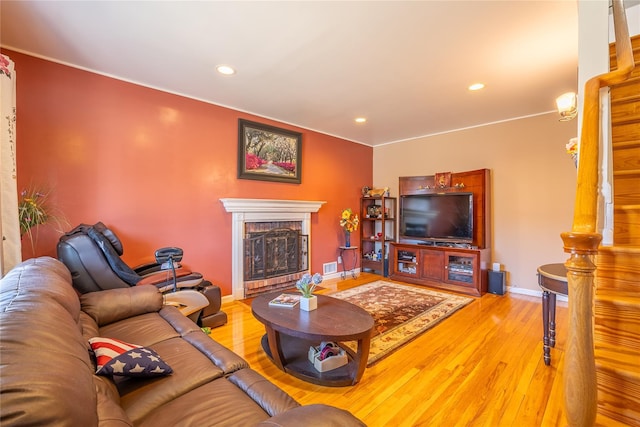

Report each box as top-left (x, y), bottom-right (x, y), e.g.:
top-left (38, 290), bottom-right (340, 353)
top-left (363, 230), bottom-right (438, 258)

top-left (340, 208), bottom-right (359, 233)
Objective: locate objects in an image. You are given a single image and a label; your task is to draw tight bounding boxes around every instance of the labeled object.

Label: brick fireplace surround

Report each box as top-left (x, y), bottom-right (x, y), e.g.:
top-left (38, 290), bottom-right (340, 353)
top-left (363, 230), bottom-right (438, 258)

top-left (220, 198), bottom-right (325, 300)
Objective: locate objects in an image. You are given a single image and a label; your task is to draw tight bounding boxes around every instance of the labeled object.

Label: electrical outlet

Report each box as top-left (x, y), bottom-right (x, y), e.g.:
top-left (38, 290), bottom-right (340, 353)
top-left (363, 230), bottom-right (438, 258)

top-left (338, 256), bottom-right (342, 264)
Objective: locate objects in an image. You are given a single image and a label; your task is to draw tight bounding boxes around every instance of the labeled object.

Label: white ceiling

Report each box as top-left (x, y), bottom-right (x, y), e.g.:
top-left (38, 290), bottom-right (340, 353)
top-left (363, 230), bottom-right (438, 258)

top-left (1, 1), bottom-right (580, 146)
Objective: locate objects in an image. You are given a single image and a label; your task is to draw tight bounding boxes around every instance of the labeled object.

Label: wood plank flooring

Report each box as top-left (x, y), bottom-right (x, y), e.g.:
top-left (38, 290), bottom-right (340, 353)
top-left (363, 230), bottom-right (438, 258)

top-left (208, 273), bottom-right (616, 426)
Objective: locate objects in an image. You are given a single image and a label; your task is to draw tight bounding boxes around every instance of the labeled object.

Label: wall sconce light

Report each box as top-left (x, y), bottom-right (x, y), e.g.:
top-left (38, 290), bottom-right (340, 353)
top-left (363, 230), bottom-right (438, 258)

top-left (556, 92), bottom-right (577, 121)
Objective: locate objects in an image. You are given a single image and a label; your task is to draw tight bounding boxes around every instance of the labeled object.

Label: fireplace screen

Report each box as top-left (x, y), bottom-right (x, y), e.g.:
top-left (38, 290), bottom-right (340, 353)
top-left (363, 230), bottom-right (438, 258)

top-left (244, 228), bottom-right (308, 281)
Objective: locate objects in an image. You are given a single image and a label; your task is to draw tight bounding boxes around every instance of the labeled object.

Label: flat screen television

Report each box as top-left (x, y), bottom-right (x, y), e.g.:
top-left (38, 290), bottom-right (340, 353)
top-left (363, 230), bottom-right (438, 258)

top-left (400, 192), bottom-right (473, 244)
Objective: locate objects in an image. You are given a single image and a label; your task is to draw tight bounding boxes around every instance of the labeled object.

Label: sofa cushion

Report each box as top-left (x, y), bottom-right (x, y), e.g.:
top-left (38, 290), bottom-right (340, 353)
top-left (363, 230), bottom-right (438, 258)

top-left (135, 376), bottom-right (276, 427)
top-left (89, 337), bottom-right (173, 377)
top-left (99, 311), bottom-right (181, 346)
top-left (159, 306), bottom-right (249, 374)
top-left (116, 337), bottom-right (226, 424)
top-left (81, 285), bottom-right (163, 326)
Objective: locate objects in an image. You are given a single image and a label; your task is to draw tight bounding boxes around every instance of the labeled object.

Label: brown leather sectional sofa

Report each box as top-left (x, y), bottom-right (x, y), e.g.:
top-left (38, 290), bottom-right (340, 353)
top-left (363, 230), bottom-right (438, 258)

top-left (0, 257), bottom-right (365, 426)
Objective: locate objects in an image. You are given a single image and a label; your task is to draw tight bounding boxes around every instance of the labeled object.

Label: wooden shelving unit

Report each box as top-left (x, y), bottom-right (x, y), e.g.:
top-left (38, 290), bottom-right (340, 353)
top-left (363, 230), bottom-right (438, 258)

top-left (359, 196), bottom-right (396, 276)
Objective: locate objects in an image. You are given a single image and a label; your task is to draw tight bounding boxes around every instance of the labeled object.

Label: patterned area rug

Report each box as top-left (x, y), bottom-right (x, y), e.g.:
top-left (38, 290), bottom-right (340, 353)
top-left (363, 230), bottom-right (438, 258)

top-left (330, 281), bottom-right (473, 366)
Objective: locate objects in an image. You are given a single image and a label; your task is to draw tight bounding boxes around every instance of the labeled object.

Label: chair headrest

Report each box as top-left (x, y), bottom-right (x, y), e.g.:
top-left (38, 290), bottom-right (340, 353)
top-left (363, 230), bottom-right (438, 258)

top-left (85, 227), bottom-right (140, 286)
top-left (92, 222), bottom-right (124, 255)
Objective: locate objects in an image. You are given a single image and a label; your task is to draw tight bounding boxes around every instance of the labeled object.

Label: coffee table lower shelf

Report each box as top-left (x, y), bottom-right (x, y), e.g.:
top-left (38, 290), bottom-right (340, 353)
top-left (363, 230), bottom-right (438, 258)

top-left (260, 334), bottom-right (358, 387)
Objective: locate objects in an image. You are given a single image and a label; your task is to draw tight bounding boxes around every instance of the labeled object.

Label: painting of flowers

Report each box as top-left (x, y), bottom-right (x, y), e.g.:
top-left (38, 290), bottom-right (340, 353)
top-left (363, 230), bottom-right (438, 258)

top-left (237, 119), bottom-right (302, 184)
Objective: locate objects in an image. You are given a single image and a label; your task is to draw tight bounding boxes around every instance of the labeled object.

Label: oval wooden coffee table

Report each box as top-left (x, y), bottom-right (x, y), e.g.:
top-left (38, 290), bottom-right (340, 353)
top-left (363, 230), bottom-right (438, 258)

top-left (252, 293), bottom-right (374, 386)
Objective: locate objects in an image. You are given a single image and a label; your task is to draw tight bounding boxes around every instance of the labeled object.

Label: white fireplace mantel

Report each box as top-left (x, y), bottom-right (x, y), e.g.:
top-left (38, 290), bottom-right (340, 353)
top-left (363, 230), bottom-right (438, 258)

top-left (220, 198), bottom-right (326, 299)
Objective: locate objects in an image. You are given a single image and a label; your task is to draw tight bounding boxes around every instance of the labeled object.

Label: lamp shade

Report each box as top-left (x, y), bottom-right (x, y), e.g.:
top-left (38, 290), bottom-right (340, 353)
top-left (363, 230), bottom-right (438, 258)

top-left (556, 92), bottom-right (577, 120)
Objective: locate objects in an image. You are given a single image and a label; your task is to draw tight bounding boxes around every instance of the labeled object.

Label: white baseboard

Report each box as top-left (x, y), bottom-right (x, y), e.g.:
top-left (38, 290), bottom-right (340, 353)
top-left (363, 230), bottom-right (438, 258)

top-left (222, 277), bottom-right (567, 303)
top-left (507, 286), bottom-right (568, 302)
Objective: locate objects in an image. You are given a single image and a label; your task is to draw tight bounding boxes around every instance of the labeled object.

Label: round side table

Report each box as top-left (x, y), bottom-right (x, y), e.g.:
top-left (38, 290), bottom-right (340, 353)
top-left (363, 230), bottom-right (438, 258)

top-left (537, 263), bottom-right (568, 366)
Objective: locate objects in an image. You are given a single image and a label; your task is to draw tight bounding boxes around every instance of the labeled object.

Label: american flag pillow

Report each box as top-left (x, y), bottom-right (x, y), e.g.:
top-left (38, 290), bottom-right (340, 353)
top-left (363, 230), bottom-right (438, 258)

top-left (88, 337), bottom-right (173, 377)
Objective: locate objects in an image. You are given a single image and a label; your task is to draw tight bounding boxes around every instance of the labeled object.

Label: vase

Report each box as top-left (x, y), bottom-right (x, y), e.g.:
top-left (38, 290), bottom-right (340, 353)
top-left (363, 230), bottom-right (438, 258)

top-left (344, 230), bottom-right (351, 247)
top-left (300, 295), bottom-right (317, 311)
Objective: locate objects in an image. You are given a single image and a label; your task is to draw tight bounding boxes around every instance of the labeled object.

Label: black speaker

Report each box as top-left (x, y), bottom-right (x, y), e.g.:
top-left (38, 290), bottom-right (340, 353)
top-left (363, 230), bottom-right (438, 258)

top-left (488, 270), bottom-right (506, 295)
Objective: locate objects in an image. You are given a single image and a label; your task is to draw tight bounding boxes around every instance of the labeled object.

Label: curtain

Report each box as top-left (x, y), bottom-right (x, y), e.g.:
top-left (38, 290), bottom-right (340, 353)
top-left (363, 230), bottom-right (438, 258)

top-left (0, 53), bottom-right (20, 276)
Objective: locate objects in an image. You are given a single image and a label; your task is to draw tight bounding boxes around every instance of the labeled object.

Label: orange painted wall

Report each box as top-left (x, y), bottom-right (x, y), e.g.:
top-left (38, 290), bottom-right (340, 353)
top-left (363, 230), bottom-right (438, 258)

top-left (6, 50), bottom-right (372, 296)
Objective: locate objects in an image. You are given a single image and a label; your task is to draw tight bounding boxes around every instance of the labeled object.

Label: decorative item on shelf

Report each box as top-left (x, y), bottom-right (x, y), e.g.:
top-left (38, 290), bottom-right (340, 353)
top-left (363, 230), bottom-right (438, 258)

top-left (361, 186), bottom-right (371, 197)
top-left (566, 137), bottom-right (578, 167)
top-left (340, 208), bottom-right (359, 247)
top-left (364, 187), bottom-right (389, 197)
top-left (364, 251), bottom-right (376, 260)
top-left (367, 204), bottom-right (382, 218)
top-left (435, 172), bottom-right (452, 189)
top-left (454, 182), bottom-right (465, 189)
top-left (296, 273), bottom-right (322, 311)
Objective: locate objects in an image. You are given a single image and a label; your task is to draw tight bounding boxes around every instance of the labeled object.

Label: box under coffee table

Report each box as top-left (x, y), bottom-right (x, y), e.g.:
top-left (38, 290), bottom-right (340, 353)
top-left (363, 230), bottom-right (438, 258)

top-left (252, 293), bottom-right (374, 386)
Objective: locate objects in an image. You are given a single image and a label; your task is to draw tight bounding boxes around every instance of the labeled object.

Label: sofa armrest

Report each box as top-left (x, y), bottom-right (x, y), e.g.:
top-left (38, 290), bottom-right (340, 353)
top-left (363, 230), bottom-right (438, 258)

top-left (81, 285), bottom-right (163, 326)
top-left (227, 368), bottom-right (299, 416)
top-left (255, 404), bottom-right (366, 427)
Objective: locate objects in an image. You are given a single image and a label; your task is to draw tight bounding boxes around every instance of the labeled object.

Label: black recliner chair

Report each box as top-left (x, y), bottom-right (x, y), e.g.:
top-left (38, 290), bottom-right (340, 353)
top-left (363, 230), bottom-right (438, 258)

top-left (57, 222), bottom-right (227, 328)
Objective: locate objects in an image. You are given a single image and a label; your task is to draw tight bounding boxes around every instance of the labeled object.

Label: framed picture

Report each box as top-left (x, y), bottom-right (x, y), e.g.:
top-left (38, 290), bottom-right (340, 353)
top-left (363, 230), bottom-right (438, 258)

top-left (238, 119), bottom-right (302, 184)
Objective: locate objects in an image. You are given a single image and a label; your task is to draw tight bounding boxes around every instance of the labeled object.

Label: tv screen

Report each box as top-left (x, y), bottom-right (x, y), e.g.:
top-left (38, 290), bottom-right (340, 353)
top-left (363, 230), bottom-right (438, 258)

top-left (400, 193), bottom-right (473, 243)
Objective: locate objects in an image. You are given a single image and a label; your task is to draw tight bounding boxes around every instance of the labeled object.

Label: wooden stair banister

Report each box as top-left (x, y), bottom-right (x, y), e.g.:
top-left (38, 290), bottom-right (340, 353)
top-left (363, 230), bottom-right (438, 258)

top-left (560, 1), bottom-right (635, 425)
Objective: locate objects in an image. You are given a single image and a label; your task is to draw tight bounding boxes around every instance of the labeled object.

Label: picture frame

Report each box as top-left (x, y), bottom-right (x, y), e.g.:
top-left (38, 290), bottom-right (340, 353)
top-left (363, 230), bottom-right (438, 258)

top-left (238, 119), bottom-right (302, 184)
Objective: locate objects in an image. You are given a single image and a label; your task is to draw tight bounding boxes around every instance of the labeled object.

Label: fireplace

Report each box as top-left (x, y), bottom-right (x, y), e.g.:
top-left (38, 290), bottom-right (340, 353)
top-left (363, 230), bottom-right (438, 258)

top-left (243, 222), bottom-right (309, 297)
top-left (220, 198), bottom-right (325, 299)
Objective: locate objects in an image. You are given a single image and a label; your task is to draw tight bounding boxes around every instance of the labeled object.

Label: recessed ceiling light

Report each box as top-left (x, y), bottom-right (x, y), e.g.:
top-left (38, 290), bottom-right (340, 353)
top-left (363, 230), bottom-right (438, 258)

top-left (468, 83), bottom-right (485, 91)
top-left (355, 117), bottom-right (367, 123)
top-left (216, 65), bottom-right (236, 75)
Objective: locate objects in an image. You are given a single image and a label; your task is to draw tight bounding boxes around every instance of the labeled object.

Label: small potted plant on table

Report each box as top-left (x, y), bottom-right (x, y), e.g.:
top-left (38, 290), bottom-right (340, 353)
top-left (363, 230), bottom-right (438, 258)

top-left (296, 273), bottom-right (323, 311)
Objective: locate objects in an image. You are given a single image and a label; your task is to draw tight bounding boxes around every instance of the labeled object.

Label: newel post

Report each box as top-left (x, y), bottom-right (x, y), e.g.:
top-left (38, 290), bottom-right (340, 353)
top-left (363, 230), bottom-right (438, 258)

top-left (561, 232), bottom-right (601, 426)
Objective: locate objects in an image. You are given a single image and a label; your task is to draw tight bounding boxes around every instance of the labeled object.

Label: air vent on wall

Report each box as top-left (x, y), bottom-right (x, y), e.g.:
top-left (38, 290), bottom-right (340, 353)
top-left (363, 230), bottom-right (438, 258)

top-left (323, 262), bottom-right (338, 275)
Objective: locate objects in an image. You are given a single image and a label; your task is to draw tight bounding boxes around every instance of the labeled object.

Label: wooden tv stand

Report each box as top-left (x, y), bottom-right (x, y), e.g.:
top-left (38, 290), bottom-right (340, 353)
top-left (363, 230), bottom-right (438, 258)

top-left (389, 169), bottom-right (491, 296)
top-left (389, 242), bottom-right (489, 297)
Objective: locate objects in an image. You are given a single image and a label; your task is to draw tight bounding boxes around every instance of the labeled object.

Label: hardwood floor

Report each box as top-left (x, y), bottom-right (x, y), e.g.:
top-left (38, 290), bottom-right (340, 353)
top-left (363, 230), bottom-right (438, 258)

top-left (209, 273), bottom-right (614, 426)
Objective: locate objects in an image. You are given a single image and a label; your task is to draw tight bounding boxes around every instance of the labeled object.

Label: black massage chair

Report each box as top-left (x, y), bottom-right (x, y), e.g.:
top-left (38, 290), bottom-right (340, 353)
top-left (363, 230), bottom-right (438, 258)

top-left (57, 222), bottom-right (227, 328)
